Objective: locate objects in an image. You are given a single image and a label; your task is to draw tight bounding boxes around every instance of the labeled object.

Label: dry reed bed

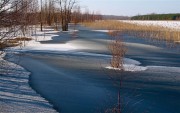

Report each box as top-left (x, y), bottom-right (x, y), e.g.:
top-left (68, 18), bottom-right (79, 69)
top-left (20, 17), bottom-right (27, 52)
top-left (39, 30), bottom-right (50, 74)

top-left (83, 20), bottom-right (180, 46)
top-left (0, 37), bottom-right (32, 49)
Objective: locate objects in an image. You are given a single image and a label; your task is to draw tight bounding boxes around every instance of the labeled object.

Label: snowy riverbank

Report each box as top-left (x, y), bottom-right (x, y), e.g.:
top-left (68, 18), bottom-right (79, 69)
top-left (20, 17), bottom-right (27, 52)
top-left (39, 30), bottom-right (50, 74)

top-left (1, 24), bottom-right (180, 113)
top-left (0, 54), bottom-right (57, 113)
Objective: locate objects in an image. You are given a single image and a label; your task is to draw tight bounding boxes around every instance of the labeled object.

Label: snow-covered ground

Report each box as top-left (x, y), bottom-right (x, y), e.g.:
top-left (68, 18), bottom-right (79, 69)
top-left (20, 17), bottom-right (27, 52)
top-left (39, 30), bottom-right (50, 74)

top-left (0, 55), bottom-right (57, 112)
top-left (120, 20), bottom-right (180, 30)
top-left (12, 29), bottom-right (77, 52)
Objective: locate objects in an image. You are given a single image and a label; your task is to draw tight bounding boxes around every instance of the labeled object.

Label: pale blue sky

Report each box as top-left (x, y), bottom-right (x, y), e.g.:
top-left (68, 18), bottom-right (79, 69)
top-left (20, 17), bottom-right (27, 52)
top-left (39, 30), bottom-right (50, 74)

top-left (79, 0), bottom-right (180, 16)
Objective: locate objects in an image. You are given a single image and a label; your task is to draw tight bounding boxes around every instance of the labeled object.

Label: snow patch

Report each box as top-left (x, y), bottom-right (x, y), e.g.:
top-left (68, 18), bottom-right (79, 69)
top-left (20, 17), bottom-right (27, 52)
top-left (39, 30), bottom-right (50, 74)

top-left (105, 57), bottom-right (147, 72)
top-left (18, 42), bottom-right (76, 51)
top-left (12, 28), bottom-right (77, 52)
top-left (92, 30), bottom-right (109, 32)
top-left (106, 65), bottom-right (147, 72)
top-left (120, 20), bottom-right (180, 30)
top-left (61, 29), bottom-right (79, 33)
top-left (106, 58), bottom-right (180, 72)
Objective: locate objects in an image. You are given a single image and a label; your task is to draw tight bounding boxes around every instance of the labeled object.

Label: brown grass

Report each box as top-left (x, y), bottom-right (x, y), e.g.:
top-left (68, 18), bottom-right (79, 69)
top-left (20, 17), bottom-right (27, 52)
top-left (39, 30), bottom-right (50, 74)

top-left (0, 37), bottom-right (32, 49)
top-left (83, 20), bottom-right (180, 45)
top-left (0, 42), bottom-right (7, 49)
top-left (14, 37), bottom-right (32, 41)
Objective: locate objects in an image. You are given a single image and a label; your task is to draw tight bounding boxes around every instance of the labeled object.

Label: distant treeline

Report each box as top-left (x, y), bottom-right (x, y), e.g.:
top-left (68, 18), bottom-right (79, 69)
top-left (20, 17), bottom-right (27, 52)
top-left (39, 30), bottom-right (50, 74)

top-left (131, 14), bottom-right (180, 20)
top-left (102, 15), bottom-right (130, 20)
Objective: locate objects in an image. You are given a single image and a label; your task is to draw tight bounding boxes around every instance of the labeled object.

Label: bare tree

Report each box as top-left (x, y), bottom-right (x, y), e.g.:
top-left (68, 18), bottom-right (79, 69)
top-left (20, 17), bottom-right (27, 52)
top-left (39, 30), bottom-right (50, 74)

top-left (1, 0), bottom-right (21, 51)
top-left (56, 0), bottom-right (76, 31)
top-left (46, 0), bottom-right (55, 26)
top-left (72, 5), bottom-right (81, 28)
top-left (40, 0), bottom-right (43, 31)
top-left (80, 9), bottom-right (102, 22)
top-left (0, 0), bottom-right (38, 56)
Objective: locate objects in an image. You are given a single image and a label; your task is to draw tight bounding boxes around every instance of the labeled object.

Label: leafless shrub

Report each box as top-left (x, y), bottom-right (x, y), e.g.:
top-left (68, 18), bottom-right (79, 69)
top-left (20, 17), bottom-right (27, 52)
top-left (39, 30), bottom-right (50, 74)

top-left (108, 30), bottom-right (127, 70)
top-left (0, 0), bottom-right (38, 70)
top-left (102, 29), bottom-right (128, 113)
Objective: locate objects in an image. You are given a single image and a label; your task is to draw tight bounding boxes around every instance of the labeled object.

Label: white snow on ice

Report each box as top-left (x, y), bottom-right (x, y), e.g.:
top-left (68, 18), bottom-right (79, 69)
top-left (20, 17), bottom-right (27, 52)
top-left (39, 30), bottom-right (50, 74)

top-left (12, 28), bottom-right (77, 52)
top-left (106, 65), bottom-right (147, 72)
top-left (92, 30), bottom-right (109, 32)
top-left (106, 58), bottom-right (180, 72)
top-left (105, 58), bottom-right (147, 72)
top-left (120, 20), bottom-right (180, 30)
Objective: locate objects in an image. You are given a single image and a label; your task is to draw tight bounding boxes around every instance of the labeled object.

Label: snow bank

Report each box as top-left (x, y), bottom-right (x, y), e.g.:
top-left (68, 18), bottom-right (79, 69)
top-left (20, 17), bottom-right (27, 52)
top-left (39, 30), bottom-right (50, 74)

top-left (105, 58), bottom-right (147, 72)
top-left (0, 59), bottom-right (57, 113)
top-left (92, 30), bottom-right (109, 32)
top-left (120, 20), bottom-right (180, 30)
top-left (106, 58), bottom-right (180, 72)
top-left (19, 41), bottom-right (76, 51)
top-left (13, 28), bottom-right (77, 52)
top-left (106, 65), bottom-right (147, 72)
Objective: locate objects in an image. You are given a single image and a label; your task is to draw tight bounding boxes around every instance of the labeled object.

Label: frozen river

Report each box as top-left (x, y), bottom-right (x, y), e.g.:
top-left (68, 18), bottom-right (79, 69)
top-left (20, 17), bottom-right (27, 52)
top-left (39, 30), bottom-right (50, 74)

top-left (8, 25), bottom-right (180, 113)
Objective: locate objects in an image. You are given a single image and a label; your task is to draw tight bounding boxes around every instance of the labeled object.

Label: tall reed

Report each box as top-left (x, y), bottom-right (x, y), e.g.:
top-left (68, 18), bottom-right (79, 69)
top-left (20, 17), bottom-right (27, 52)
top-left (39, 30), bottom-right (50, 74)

top-left (83, 20), bottom-right (180, 46)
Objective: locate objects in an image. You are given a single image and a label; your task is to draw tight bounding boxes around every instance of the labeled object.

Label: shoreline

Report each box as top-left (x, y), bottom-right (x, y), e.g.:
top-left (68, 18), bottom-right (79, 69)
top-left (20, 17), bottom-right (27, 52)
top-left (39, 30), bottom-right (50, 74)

top-left (1, 24), bottom-right (180, 113)
top-left (27, 65), bottom-right (59, 112)
top-left (27, 69), bottom-right (60, 112)
top-left (10, 50), bottom-right (180, 113)
top-left (0, 56), bottom-right (58, 113)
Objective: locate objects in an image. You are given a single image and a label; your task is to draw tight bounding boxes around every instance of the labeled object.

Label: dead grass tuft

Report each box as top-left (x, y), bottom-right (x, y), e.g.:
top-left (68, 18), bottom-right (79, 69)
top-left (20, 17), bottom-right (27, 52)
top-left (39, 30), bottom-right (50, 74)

top-left (0, 37), bottom-right (32, 49)
top-left (108, 31), bottom-right (127, 70)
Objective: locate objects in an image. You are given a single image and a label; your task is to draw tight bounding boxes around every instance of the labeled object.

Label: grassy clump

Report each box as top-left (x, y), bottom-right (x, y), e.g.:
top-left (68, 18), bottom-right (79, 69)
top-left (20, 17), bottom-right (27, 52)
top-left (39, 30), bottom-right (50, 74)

top-left (0, 37), bottom-right (32, 49)
top-left (15, 37), bottom-right (32, 41)
top-left (108, 31), bottom-right (127, 69)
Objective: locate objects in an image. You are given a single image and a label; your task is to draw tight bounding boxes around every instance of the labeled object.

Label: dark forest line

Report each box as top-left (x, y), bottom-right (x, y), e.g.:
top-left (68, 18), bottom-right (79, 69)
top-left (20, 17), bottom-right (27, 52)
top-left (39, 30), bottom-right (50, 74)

top-left (131, 13), bottom-right (180, 20)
